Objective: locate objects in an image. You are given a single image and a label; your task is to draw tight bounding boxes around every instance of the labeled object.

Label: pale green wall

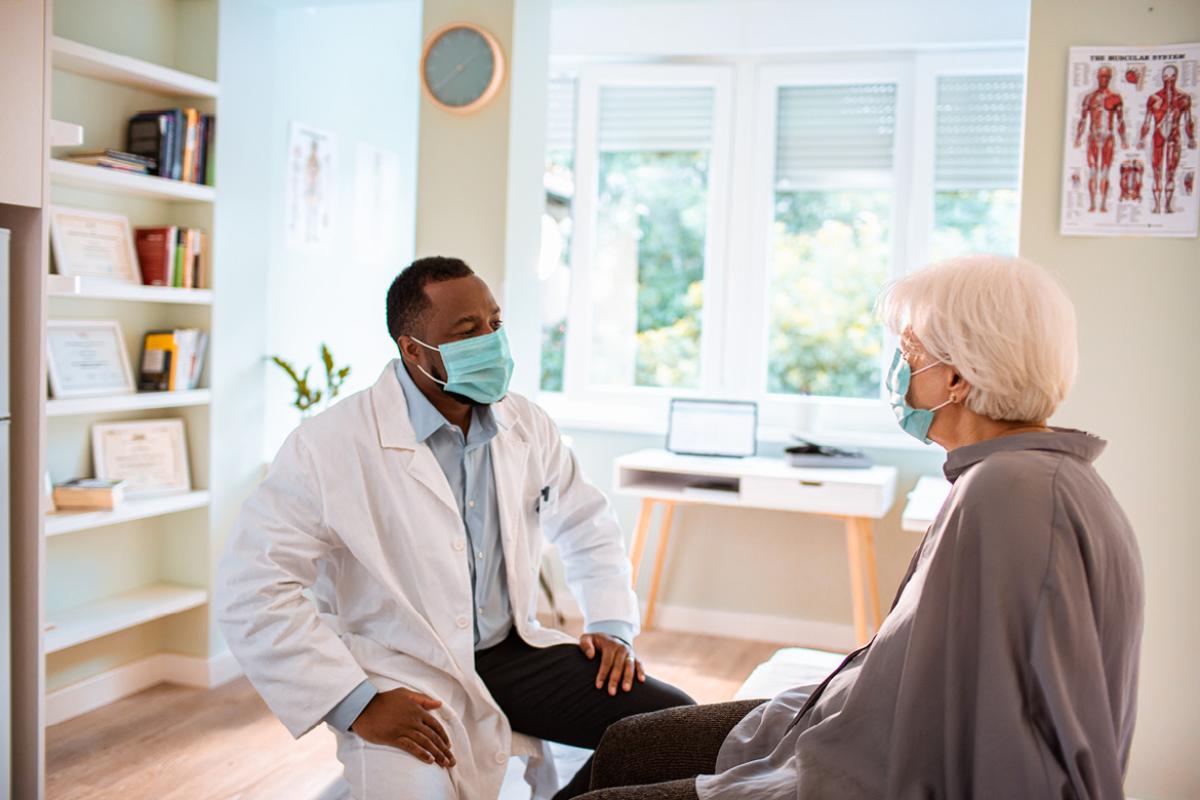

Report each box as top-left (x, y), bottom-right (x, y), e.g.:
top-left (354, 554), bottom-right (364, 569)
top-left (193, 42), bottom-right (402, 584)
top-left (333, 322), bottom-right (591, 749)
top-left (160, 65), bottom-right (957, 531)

top-left (258, 0), bottom-right (422, 461)
top-left (53, 0), bottom-right (214, 76)
top-left (212, 0), bottom-right (424, 657)
top-left (415, 0), bottom-right (519, 287)
top-left (207, 0), bottom-right (277, 658)
top-left (411, 0), bottom-right (551, 396)
top-left (1019, 1), bottom-right (1200, 797)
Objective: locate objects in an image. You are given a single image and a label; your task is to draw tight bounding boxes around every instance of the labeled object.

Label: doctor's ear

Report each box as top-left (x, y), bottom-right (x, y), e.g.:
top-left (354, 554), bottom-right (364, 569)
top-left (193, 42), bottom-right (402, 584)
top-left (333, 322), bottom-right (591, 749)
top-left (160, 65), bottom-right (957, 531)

top-left (396, 335), bottom-right (421, 363)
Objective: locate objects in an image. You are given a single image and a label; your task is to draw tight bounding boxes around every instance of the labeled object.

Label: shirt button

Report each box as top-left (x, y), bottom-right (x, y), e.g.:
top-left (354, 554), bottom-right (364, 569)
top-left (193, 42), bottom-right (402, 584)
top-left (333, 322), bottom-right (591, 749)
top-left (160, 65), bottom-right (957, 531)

top-left (477, 552), bottom-right (484, 560)
top-left (468, 500), bottom-right (476, 508)
top-left (453, 540), bottom-right (465, 551)
top-left (494, 752), bottom-right (508, 764)
top-left (478, 606), bottom-right (485, 614)
top-left (456, 615), bottom-right (470, 629)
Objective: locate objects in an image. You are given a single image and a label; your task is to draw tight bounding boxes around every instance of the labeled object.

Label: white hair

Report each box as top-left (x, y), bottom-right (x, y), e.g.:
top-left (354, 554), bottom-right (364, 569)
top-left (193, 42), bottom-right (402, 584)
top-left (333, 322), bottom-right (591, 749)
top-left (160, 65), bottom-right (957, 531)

top-left (878, 255), bottom-right (1078, 423)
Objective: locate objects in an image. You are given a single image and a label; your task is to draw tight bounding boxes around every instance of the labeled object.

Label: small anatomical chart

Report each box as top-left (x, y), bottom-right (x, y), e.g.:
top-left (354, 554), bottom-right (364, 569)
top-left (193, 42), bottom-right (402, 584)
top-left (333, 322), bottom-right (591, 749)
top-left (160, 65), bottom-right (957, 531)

top-left (1060, 43), bottom-right (1200, 237)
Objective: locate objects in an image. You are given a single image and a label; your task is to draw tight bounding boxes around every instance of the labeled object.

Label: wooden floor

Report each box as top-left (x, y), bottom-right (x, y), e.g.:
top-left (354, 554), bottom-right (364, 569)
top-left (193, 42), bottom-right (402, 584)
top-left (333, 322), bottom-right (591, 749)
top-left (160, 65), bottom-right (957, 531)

top-left (46, 628), bottom-right (784, 800)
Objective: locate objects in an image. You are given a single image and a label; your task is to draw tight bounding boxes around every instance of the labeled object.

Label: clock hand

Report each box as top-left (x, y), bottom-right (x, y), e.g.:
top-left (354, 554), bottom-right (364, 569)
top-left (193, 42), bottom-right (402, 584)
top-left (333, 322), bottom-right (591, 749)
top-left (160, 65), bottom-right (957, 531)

top-left (432, 63), bottom-right (464, 93)
top-left (432, 46), bottom-right (487, 93)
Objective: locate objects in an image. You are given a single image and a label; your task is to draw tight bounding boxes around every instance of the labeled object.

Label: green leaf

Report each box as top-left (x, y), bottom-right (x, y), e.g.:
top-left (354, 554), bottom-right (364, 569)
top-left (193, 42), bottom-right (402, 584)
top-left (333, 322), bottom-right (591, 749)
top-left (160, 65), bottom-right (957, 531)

top-left (320, 342), bottom-right (334, 375)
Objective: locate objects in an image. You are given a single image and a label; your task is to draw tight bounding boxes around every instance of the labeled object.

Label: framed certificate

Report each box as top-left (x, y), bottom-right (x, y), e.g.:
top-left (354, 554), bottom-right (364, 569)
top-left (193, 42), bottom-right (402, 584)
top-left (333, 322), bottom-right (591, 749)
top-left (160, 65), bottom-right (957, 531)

top-left (46, 319), bottom-right (136, 398)
top-left (49, 206), bottom-right (141, 284)
top-left (92, 419), bottom-right (191, 496)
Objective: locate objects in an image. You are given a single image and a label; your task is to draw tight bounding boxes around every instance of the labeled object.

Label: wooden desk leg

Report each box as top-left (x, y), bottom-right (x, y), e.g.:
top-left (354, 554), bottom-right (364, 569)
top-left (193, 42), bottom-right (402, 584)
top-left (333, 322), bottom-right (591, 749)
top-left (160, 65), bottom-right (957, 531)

top-left (858, 518), bottom-right (883, 632)
top-left (629, 499), bottom-right (655, 588)
top-left (844, 518), bottom-right (869, 646)
top-left (642, 500), bottom-right (676, 631)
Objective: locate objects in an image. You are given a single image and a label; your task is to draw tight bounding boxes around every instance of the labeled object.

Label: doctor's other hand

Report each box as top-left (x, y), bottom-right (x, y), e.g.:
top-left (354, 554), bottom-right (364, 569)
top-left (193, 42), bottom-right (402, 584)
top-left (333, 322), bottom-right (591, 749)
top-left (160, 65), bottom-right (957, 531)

top-left (350, 688), bottom-right (456, 768)
top-left (580, 633), bottom-right (647, 696)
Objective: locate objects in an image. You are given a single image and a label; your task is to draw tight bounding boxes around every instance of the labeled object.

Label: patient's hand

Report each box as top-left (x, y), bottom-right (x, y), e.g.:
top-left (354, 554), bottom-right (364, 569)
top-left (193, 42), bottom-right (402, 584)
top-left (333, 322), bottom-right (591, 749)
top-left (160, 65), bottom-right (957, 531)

top-left (580, 633), bottom-right (647, 696)
top-left (351, 688), bottom-right (456, 768)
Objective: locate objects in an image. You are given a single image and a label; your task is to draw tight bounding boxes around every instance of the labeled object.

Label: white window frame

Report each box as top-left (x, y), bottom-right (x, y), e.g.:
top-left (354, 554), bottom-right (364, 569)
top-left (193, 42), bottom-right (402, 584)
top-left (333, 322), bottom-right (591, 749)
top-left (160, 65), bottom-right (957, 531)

top-left (908, 49), bottom-right (1028, 272)
top-left (537, 48), bottom-right (1025, 447)
top-left (741, 59), bottom-right (913, 437)
top-left (553, 63), bottom-right (735, 419)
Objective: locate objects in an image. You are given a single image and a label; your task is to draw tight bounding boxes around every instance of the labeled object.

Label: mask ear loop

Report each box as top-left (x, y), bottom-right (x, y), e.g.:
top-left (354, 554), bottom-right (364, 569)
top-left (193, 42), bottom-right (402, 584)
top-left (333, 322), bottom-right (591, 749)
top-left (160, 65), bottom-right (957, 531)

top-left (911, 358), bottom-right (957, 412)
top-left (408, 337), bottom-right (449, 387)
top-left (929, 396), bottom-right (955, 412)
top-left (415, 364), bottom-right (448, 387)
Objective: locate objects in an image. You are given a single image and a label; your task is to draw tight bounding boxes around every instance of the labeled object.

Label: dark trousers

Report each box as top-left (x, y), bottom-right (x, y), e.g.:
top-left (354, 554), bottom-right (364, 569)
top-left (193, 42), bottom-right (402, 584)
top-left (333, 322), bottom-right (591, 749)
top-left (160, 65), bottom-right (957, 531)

top-left (474, 630), bottom-right (696, 800)
top-left (576, 700), bottom-right (767, 800)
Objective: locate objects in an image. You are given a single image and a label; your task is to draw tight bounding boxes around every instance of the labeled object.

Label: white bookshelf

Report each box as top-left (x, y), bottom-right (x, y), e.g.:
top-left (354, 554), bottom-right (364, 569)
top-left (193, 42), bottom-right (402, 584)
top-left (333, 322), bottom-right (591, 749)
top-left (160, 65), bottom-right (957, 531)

top-left (49, 159), bottom-right (215, 203)
top-left (51, 36), bottom-right (219, 99)
top-left (45, 491), bottom-right (211, 537)
top-left (4, 0), bottom-right (225, 786)
top-left (39, 4), bottom-right (222, 749)
top-left (46, 389), bottom-right (211, 417)
top-left (48, 274), bottom-right (213, 305)
top-left (44, 583), bottom-right (209, 654)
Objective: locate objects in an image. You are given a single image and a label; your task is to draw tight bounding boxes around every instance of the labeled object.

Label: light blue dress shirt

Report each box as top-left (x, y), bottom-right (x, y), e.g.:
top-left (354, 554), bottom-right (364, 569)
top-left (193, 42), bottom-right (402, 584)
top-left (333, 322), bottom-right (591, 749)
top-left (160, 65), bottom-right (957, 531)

top-left (324, 362), bottom-right (633, 731)
top-left (397, 357), bottom-right (513, 650)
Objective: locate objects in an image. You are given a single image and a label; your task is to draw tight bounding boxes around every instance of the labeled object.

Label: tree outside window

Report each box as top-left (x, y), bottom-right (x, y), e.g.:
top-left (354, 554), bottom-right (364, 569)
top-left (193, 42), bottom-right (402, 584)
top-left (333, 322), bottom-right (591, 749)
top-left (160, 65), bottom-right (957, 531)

top-left (766, 83), bottom-right (896, 400)
top-left (595, 151), bottom-right (708, 388)
top-left (587, 85), bottom-right (715, 390)
top-left (767, 191), bottom-right (891, 399)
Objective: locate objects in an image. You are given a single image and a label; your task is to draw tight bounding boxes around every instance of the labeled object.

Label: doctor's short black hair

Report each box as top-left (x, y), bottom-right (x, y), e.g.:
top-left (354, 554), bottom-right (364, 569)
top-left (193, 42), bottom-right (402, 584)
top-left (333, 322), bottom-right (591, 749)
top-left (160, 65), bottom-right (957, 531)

top-left (386, 256), bottom-right (476, 343)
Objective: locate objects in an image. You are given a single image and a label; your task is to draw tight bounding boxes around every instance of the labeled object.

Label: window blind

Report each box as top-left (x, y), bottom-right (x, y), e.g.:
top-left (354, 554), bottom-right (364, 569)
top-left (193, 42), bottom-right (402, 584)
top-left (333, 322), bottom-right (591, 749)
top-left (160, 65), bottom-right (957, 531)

top-left (774, 83), bottom-right (896, 189)
top-left (934, 74), bottom-right (1024, 190)
top-left (546, 78), bottom-right (577, 152)
top-left (598, 86), bottom-right (714, 152)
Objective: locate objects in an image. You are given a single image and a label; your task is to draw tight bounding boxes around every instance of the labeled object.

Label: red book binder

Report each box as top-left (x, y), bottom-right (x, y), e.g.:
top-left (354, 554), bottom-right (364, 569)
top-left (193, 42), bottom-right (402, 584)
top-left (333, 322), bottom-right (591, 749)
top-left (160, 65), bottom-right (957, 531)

top-left (134, 226), bottom-right (177, 287)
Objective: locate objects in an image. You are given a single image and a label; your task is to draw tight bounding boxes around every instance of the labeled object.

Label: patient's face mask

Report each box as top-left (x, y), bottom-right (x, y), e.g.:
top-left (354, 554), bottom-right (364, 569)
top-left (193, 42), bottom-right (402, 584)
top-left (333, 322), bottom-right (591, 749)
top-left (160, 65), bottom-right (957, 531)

top-left (885, 348), bottom-right (954, 445)
top-left (412, 328), bottom-right (514, 405)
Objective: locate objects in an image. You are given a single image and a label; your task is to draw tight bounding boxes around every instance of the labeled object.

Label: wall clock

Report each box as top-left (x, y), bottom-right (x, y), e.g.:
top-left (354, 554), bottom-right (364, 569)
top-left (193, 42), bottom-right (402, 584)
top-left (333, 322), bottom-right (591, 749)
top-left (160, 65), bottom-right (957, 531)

top-left (420, 23), bottom-right (506, 114)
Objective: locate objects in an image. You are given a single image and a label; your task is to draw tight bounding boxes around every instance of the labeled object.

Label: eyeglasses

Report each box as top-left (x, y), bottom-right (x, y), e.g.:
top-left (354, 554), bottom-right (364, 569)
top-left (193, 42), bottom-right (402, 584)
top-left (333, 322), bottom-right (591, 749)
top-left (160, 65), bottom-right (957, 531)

top-left (900, 348), bottom-right (947, 373)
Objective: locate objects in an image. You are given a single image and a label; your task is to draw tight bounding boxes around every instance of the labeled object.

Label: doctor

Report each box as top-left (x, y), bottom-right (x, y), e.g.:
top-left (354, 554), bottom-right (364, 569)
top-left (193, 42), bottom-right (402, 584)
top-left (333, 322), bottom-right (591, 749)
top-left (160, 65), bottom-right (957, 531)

top-left (217, 256), bottom-right (694, 800)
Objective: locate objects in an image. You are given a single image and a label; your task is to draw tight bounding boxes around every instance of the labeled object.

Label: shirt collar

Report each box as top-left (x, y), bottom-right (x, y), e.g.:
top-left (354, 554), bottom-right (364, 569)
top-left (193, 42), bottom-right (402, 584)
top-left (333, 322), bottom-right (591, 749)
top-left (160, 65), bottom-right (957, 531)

top-left (393, 359), bottom-right (498, 445)
top-left (943, 427), bottom-right (1107, 483)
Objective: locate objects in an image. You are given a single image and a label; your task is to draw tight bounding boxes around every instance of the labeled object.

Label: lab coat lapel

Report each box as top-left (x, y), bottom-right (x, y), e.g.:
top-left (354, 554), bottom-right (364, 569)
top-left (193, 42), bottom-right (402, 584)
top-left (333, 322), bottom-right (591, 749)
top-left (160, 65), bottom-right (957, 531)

top-left (370, 362), bottom-right (459, 516)
top-left (401, 449), bottom-right (460, 517)
top-left (490, 402), bottom-right (532, 565)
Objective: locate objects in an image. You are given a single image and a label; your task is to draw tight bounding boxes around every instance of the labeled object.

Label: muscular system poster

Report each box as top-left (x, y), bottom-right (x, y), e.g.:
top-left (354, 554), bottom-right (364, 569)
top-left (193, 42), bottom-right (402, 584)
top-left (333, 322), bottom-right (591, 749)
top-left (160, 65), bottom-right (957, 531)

top-left (1060, 43), bottom-right (1200, 237)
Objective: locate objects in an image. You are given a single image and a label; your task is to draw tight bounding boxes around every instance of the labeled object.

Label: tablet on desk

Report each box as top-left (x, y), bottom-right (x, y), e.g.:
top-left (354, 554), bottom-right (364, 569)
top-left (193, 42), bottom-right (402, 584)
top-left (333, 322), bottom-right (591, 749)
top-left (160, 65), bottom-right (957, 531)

top-left (666, 398), bottom-right (757, 458)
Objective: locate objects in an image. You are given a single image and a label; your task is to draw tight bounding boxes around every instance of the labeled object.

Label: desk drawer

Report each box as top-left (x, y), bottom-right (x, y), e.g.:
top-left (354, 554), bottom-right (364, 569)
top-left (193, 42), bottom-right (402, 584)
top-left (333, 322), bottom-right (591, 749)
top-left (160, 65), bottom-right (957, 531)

top-left (739, 475), bottom-right (888, 517)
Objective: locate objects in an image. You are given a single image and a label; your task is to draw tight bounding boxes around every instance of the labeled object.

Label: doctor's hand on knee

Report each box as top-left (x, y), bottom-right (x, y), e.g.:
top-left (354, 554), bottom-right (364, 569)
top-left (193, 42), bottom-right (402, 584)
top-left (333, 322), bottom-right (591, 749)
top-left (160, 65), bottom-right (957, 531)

top-left (580, 633), bottom-right (646, 696)
top-left (350, 688), bottom-right (456, 768)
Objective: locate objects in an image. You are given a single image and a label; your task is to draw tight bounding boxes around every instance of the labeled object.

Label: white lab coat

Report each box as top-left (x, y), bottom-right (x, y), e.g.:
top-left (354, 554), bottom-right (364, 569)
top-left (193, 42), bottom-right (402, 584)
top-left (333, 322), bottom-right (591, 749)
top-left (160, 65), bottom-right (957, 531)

top-left (217, 362), bottom-right (640, 799)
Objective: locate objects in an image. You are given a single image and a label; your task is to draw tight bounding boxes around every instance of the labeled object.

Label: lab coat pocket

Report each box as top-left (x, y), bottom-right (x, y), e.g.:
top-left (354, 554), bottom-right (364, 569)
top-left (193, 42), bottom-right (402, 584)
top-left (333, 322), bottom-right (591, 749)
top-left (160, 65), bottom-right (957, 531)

top-left (534, 485), bottom-right (558, 516)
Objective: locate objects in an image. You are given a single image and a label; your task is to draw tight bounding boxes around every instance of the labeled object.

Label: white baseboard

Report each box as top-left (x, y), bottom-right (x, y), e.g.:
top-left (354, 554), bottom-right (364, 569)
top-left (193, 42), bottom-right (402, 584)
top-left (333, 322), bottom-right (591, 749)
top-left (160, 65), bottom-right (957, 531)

top-left (205, 648), bottom-right (244, 687)
top-left (46, 650), bottom-right (244, 726)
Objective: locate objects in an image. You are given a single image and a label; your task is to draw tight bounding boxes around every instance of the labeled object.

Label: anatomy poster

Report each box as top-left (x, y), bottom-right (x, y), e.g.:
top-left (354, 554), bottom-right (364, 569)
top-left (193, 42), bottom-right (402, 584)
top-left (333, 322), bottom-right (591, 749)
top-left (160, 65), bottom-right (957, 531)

top-left (1060, 43), bottom-right (1200, 237)
top-left (287, 123), bottom-right (337, 252)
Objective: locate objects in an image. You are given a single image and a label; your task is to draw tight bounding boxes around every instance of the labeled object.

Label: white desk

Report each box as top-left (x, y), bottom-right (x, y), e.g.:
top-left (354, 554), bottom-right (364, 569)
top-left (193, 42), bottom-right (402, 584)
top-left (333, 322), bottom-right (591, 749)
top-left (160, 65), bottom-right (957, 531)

top-left (613, 449), bottom-right (898, 645)
top-left (900, 475), bottom-right (952, 533)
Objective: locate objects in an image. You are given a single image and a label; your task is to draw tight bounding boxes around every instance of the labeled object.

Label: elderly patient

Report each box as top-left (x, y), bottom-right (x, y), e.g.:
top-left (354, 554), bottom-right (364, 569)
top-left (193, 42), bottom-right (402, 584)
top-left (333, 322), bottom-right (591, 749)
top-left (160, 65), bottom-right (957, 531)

top-left (578, 255), bottom-right (1144, 800)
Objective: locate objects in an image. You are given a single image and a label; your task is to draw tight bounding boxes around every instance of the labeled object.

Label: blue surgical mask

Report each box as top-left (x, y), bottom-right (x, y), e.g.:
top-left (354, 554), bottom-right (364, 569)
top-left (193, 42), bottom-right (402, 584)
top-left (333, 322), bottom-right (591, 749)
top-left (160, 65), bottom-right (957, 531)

top-left (412, 328), bottom-right (514, 405)
top-left (885, 348), bottom-right (953, 445)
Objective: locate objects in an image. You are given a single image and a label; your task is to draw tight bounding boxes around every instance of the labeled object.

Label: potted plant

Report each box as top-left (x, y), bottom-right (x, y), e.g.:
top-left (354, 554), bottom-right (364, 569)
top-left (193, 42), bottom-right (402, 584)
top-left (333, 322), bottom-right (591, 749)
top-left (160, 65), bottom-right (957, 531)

top-left (270, 342), bottom-right (351, 417)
